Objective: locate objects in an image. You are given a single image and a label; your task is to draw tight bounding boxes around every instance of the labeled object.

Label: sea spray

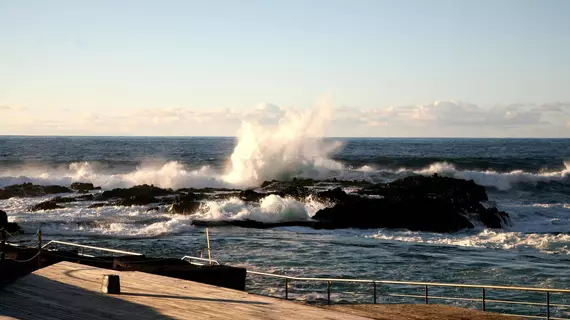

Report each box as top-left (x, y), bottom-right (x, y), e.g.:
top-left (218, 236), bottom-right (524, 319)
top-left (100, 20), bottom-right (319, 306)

top-left (195, 194), bottom-right (329, 223)
top-left (223, 101), bottom-right (343, 186)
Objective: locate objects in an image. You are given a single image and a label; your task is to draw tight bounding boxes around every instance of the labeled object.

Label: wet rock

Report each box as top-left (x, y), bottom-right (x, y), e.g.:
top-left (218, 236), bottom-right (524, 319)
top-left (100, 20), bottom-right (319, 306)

top-left (197, 175), bottom-right (510, 233)
top-left (360, 174), bottom-right (488, 203)
top-left (315, 187), bottom-right (350, 203)
top-left (168, 201), bottom-right (201, 215)
top-left (100, 184), bottom-right (174, 200)
top-left (115, 195), bottom-right (158, 206)
top-left (51, 194), bottom-right (95, 204)
top-left (29, 200), bottom-right (64, 211)
top-left (0, 210), bottom-right (21, 234)
top-left (313, 175), bottom-right (509, 232)
top-left (312, 196), bottom-right (476, 232)
top-left (0, 183), bottom-right (73, 200)
top-left (239, 189), bottom-right (265, 202)
top-left (88, 203), bottom-right (108, 209)
top-left (70, 182), bottom-right (100, 192)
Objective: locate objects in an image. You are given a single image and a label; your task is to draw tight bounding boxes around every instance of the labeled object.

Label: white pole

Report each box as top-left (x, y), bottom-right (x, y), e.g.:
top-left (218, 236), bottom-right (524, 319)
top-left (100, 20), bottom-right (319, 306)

top-left (206, 228), bottom-right (212, 264)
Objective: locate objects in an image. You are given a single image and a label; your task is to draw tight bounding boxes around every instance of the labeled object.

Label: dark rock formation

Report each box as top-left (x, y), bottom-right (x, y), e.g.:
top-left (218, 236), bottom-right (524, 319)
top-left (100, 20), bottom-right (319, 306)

top-left (168, 201), bottom-right (201, 215)
top-left (313, 175), bottom-right (509, 232)
top-left (0, 183), bottom-right (72, 200)
top-left (115, 195), bottom-right (158, 206)
top-left (0, 210), bottom-right (21, 233)
top-left (88, 203), bottom-right (107, 209)
top-left (29, 200), bottom-right (64, 211)
top-left (70, 182), bottom-right (101, 192)
top-left (195, 175), bottom-right (510, 233)
top-left (99, 184), bottom-right (174, 200)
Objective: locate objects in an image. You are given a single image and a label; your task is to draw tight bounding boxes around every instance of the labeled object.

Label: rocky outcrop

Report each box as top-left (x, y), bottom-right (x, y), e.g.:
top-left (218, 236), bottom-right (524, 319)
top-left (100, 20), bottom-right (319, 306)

top-left (312, 175), bottom-right (510, 232)
top-left (193, 175), bottom-right (510, 233)
top-left (168, 201), bottom-right (201, 215)
top-left (0, 210), bottom-right (21, 233)
top-left (29, 200), bottom-right (64, 211)
top-left (70, 182), bottom-right (101, 192)
top-left (0, 183), bottom-right (72, 200)
top-left (99, 184), bottom-right (174, 200)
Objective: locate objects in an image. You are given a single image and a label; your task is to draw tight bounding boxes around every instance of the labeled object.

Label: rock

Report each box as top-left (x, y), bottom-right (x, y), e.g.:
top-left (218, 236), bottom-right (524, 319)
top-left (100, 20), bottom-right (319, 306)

top-left (195, 175), bottom-right (510, 233)
top-left (0, 210), bottom-right (21, 234)
top-left (168, 201), bottom-right (201, 215)
top-left (312, 196), bottom-right (476, 232)
top-left (0, 210), bottom-right (6, 227)
top-left (29, 200), bottom-right (64, 211)
top-left (360, 174), bottom-right (488, 203)
top-left (115, 195), bottom-right (158, 206)
top-left (100, 184), bottom-right (173, 200)
top-left (315, 187), bottom-right (350, 203)
top-left (313, 175), bottom-right (509, 232)
top-left (0, 183), bottom-right (73, 200)
top-left (70, 182), bottom-right (100, 192)
top-left (239, 189), bottom-right (265, 202)
top-left (88, 203), bottom-right (108, 209)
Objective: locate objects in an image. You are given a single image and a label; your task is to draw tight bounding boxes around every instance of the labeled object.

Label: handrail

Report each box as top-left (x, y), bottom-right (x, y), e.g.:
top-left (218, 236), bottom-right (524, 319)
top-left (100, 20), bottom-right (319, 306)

top-left (247, 270), bottom-right (570, 320)
top-left (41, 240), bottom-right (143, 256)
top-left (181, 255), bottom-right (220, 265)
top-left (247, 270), bottom-right (570, 293)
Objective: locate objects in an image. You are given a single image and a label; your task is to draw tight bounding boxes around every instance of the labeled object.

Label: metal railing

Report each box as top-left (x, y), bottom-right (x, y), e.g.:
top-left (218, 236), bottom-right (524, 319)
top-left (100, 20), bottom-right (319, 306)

top-left (247, 270), bottom-right (570, 320)
top-left (41, 240), bottom-right (143, 256)
top-left (181, 255), bottom-right (220, 266)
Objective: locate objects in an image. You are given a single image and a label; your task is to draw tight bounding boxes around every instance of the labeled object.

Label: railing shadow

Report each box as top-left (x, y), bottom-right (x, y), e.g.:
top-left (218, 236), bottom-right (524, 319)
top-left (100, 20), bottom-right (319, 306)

top-left (0, 273), bottom-right (173, 320)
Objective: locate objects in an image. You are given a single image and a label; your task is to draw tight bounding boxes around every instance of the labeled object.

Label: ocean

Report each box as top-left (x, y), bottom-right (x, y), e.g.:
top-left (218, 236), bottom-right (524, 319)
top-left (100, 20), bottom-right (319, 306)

top-left (1, 135), bottom-right (570, 316)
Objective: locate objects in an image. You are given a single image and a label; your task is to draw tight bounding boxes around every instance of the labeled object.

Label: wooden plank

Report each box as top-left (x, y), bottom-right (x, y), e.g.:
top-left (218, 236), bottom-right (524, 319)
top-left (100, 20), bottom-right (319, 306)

top-left (0, 262), bottom-right (371, 320)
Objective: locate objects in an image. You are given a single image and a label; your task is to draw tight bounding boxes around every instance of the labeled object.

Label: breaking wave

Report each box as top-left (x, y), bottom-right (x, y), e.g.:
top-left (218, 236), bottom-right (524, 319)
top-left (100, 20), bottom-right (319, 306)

top-left (223, 101), bottom-right (343, 186)
top-left (412, 161), bottom-right (570, 190)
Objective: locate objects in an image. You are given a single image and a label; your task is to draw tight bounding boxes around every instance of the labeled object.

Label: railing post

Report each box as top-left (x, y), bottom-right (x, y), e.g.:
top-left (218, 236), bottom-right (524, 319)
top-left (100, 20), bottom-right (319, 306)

top-left (327, 281), bottom-right (331, 305)
top-left (424, 285), bottom-right (429, 304)
top-left (1, 228), bottom-right (6, 264)
top-left (373, 281), bottom-right (377, 304)
top-left (546, 291), bottom-right (550, 320)
top-left (285, 278), bottom-right (288, 300)
top-left (482, 288), bottom-right (486, 311)
top-left (37, 229), bottom-right (42, 269)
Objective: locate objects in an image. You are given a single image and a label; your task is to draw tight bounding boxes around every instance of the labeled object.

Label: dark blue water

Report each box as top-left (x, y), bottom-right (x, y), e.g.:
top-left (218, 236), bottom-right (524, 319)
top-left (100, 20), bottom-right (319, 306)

top-left (1, 136), bottom-right (570, 317)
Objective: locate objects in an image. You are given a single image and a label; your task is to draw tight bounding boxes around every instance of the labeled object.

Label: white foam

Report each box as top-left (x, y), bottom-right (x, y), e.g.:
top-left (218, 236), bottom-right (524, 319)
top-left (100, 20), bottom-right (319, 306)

top-left (0, 161), bottom-right (231, 190)
top-left (414, 161), bottom-right (570, 190)
top-left (370, 229), bottom-right (570, 255)
top-left (194, 194), bottom-right (329, 223)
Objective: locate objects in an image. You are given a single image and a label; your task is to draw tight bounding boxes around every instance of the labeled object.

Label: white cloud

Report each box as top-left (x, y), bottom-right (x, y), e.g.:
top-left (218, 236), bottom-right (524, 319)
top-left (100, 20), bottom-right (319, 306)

top-left (0, 100), bottom-right (569, 137)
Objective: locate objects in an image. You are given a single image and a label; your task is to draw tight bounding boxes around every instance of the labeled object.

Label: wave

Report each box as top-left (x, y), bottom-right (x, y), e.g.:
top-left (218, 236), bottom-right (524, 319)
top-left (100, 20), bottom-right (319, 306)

top-left (193, 195), bottom-right (329, 223)
top-left (0, 161), bottom-right (230, 190)
top-left (223, 102), bottom-right (344, 186)
top-left (411, 161), bottom-right (570, 191)
top-left (370, 229), bottom-right (570, 255)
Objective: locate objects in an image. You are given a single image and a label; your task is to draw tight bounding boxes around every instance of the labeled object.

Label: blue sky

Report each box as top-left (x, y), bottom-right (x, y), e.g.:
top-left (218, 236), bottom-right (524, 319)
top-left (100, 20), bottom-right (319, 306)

top-left (1, 0), bottom-right (569, 137)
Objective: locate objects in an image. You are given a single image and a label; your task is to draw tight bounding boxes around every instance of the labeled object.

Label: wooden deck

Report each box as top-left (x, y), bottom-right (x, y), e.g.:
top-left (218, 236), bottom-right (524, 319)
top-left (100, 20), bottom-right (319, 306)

top-left (0, 261), bottom-right (371, 320)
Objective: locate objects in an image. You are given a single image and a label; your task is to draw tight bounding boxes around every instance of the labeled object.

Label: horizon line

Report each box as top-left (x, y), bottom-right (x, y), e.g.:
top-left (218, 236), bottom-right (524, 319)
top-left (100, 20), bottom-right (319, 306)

top-left (1, 134), bottom-right (569, 140)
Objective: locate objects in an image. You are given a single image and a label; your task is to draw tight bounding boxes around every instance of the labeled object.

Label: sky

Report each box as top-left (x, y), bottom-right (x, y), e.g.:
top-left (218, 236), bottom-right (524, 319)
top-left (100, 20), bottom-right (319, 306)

top-left (1, 0), bottom-right (569, 137)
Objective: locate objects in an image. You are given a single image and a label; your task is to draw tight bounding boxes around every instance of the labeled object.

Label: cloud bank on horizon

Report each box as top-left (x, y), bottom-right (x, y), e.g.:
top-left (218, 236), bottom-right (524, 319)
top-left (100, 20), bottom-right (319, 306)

top-left (1, 100), bottom-right (569, 138)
